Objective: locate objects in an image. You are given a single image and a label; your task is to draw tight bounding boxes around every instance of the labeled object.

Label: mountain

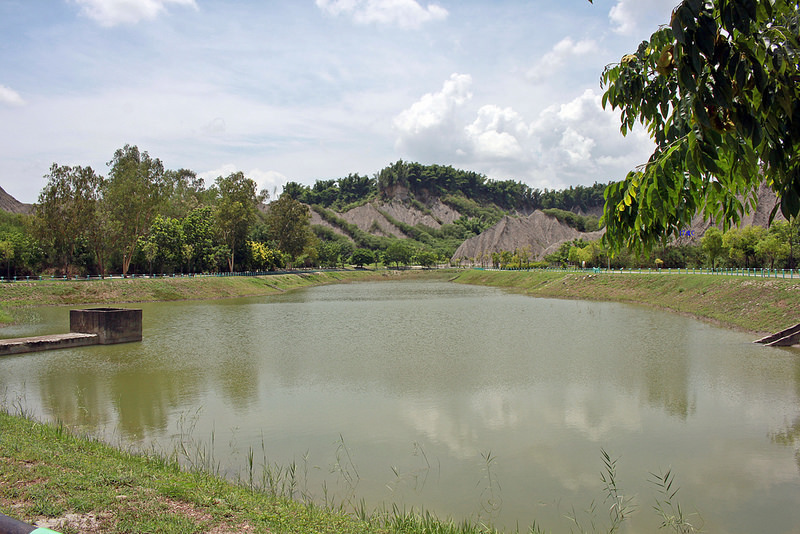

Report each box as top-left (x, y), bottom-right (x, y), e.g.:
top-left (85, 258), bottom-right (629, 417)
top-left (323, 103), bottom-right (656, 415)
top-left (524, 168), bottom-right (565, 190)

top-left (450, 211), bottom-right (604, 263)
top-left (0, 186), bottom-right (33, 214)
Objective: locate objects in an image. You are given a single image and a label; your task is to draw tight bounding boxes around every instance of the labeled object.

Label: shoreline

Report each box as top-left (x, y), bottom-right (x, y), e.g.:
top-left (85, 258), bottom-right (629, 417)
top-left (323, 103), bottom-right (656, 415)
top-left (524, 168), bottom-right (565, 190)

top-left (450, 269), bottom-right (800, 337)
top-left (2, 267), bottom-right (798, 338)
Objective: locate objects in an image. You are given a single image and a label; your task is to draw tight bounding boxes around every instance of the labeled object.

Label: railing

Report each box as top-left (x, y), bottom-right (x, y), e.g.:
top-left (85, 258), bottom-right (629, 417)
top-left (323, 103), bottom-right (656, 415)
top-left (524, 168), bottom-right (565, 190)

top-left (479, 266), bottom-right (799, 279)
top-left (0, 268), bottom-right (347, 283)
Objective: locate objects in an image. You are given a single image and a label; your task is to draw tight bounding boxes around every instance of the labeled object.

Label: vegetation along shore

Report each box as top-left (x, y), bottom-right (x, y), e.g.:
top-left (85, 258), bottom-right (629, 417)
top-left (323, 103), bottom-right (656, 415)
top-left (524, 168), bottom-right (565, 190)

top-left (2, 267), bottom-right (797, 336)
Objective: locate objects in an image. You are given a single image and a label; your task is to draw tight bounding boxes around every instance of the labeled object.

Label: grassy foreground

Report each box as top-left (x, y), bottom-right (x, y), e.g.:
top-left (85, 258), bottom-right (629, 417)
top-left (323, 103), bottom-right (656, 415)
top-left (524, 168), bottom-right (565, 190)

top-left (452, 269), bottom-right (800, 334)
top-left (0, 409), bottom-right (387, 534)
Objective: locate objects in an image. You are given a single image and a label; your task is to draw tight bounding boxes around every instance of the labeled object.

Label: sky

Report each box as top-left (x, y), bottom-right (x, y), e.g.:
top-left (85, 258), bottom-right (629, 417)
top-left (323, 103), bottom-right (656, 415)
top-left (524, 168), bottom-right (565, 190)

top-left (0, 0), bottom-right (679, 205)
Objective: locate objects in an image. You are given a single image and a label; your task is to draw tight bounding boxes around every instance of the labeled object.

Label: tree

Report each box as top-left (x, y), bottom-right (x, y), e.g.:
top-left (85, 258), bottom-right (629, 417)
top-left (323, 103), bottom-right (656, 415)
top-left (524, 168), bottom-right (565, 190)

top-left (701, 227), bottom-right (725, 268)
top-left (162, 168), bottom-right (207, 218)
top-left (350, 248), bottom-right (374, 268)
top-left (756, 221), bottom-right (791, 269)
top-left (601, 0), bottom-right (800, 253)
top-left (105, 145), bottom-right (167, 276)
top-left (34, 164), bottom-right (103, 277)
top-left (249, 240), bottom-right (282, 271)
top-left (0, 240), bottom-right (13, 279)
top-left (265, 193), bottom-right (314, 262)
top-left (318, 241), bottom-right (343, 268)
top-left (213, 172), bottom-right (261, 272)
top-left (383, 240), bottom-right (413, 268)
top-left (416, 250), bottom-right (438, 268)
top-left (723, 225), bottom-right (766, 267)
top-left (142, 215), bottom-right (184, 274)
top-left (182, 206), bottom-right (217, 273)
top-left (755, 231), bottom-right (788, 269)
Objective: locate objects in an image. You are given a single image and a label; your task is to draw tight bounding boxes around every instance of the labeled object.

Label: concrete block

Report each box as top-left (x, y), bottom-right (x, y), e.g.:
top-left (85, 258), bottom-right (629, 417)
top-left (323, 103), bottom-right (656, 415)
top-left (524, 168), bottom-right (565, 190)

top-left (69, 308), bottom-right (142, 345)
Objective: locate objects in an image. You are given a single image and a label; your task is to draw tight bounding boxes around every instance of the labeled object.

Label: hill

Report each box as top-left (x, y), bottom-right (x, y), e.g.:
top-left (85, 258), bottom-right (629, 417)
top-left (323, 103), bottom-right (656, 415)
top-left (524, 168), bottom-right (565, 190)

top-left (0, 186), bottom-right (32, 214)
top-left (293, 160), bottom-right (610, 257)
top-left (451, 211), bottom-right (604, 263)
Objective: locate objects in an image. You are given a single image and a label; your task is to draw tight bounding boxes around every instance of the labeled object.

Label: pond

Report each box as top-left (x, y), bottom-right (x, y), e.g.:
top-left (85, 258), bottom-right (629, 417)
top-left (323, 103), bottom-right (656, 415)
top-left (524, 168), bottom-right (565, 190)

top-left (1, 280), bottom-right (799, 532)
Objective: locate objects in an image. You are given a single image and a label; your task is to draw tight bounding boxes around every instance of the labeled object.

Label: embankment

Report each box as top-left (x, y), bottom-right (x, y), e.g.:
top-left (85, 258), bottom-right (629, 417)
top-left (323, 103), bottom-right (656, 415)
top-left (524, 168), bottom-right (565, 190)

top-left (452, 269), bottom-right (800, 335)
top-left (2, 268), bottom-right (797, 336)
top-left (0, 270), bottom-right (448, 323)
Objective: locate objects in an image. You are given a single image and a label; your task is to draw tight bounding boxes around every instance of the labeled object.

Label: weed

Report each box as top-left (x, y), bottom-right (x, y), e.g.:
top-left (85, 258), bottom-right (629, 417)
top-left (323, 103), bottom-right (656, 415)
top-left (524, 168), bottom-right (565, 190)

top-left (649, 469), bottom-right (702, 533)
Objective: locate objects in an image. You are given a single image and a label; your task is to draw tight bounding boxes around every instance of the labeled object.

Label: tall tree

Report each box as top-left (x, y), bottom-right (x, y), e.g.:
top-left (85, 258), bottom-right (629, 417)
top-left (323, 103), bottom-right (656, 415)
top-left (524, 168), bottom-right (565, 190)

top-left (34, 164), bottom-right (103, 277)
top-left (182, 206), bottom-right (217, 273)
top-left (213, 172), bottom-right (261, 272)
top-left (700, 226), bottom-right (725, 268)
top-left (105, 145), bottom-right (167, 276)
top-left (265, 193), bottom-right (313, 261)
top-left (601, 0), bottom-right (800, 253)
top-left (162, 168), bottom-right (207, 218)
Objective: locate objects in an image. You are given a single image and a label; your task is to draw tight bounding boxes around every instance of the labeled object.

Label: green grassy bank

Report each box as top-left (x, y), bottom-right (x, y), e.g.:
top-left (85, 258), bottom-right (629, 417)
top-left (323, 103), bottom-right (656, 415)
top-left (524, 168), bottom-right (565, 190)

top-left (452, 269), bottom-right (800, 334)
top-left (2, 268), bottom-right (798, 334)
top-left (0, 270), bottom-right (450, 324)
top-left (0, 409), bottom-right (382, 534)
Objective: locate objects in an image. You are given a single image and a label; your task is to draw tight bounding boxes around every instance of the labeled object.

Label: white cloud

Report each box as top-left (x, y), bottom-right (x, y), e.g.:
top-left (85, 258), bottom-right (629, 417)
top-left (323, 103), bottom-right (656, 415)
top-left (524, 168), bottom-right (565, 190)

top-left (530, 89), bottom-right (653, 185)
top-left (609, 0), bottom-right (676, 35)
top-left (527, 37), bottom-right (598, 83)
top-left (71, 0), bottom-right (197, 27)
top-left (316, 0), bottom-right (447, 29)
top-left (0, 85), bottom-right (24, 106)
top-left (395, 78), bottom-right (654, 188)
top-left (393, 73), bottom-right (472, 158)
top-left (197, 165), bottom-right (287, 198)
top-left (465, 105), bottom-right (528, 160)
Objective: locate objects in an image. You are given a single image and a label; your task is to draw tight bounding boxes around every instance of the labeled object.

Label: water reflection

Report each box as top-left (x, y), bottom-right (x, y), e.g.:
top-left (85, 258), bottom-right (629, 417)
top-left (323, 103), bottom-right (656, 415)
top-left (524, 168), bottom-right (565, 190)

top-left (1, 280), bottom-right (799, 533)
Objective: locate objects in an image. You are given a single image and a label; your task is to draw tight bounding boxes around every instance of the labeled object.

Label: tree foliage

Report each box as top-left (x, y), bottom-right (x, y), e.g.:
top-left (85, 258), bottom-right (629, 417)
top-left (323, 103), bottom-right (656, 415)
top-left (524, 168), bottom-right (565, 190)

top-left (265, 193), bottom-right (313, 261)
top-left (34, 164), bottom-right (103, 276)
top-left (213, 172), bottom-right (261, 272)
top-left (601, 0), bottom-right (800, 252)
top-left (105, 145), bottom-right (167, 276)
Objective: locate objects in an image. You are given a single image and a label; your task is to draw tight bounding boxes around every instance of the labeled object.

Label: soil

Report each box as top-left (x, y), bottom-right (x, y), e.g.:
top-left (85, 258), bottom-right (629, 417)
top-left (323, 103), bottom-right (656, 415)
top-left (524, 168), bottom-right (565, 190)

top-left (451, 210), bottom-right (604, 263)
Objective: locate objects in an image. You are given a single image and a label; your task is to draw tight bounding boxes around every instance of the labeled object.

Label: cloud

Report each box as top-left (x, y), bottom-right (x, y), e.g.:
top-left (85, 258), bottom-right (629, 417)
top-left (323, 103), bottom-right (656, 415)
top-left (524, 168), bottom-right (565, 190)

top-left (316, 0), bottom-right (447, 29)
top-left (0, 85), bottom-right (25, 106)
top-left (609, 0), bottom-right (676, 35)
top-left (71, 0), bottom-right (197, 27)
top-left (527, 37), bottom-right (599, 83)
top-left (393, 73), bottom-right (472, 158)
top-left (395, 75), bottom-right (654, 188)
top-left (197, 165), bottom-right (288, 198)
top-left (465, 105), bottom-right (528, 160)
top-left (529, 88), bottom-right (653, 185)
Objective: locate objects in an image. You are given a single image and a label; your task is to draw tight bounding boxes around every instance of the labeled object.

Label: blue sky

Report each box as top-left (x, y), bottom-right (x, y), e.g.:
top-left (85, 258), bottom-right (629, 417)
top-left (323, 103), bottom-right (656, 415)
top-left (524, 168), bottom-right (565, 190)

top-left (0, 0), bottom-right (677, 204)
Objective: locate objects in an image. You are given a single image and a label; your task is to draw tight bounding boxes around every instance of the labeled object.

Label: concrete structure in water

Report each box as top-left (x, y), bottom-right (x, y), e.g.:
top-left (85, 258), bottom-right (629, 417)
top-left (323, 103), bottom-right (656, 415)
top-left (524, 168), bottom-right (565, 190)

top-left (0, 308), bottom-right (142, 356)
top-left (754, 323), bottom-right (800, 347)
top-left (69, 308), bottom-right (142, 344)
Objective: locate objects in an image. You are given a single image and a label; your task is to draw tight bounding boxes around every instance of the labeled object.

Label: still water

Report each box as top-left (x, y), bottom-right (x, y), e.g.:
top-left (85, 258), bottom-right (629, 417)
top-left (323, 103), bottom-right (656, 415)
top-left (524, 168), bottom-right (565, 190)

top-left (1, 280), bottom-right (799, 533)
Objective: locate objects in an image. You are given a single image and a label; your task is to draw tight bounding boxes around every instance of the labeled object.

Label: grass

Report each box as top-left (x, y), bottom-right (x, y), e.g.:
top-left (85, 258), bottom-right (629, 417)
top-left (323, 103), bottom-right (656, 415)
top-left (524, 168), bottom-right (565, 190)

top-left (0, 270), bottom-right (452, 324)
top-left (2, 266), bottom-right (798, 334)
top-left (1, 405), bottom-right (703, 534)
top-left (452, 269), bottom-right (800, 334)
top-left (0, 405), bottom-right (518, 534)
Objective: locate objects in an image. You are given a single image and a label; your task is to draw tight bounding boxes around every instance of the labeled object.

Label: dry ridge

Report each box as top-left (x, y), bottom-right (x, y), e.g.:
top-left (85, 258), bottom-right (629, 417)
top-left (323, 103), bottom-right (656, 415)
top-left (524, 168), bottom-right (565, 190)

top-left (0, 186), bottom-right (32, 215)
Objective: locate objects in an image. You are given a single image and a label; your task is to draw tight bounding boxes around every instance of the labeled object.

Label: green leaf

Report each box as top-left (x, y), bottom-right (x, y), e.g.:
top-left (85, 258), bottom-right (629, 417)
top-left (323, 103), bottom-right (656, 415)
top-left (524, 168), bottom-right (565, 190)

top-left (781, 189), bottom-right (800, 220)
top-left (671, 9), bottom-right (686, 45)
top-left (696, 14), bottom-right (716, 57)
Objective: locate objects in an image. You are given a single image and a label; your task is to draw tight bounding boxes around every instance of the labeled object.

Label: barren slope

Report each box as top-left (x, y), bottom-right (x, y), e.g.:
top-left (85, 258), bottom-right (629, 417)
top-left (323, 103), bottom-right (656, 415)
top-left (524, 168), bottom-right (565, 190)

top-left (0, 186), bottom-right (32, 214)
top-left (451, 210), bottom-right (604, 263)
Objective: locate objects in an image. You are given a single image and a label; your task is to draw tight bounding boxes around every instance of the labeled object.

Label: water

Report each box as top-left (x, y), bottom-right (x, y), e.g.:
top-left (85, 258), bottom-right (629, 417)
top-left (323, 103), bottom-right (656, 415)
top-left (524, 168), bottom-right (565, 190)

top-left (1, 280), bottom-right (799, 533)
